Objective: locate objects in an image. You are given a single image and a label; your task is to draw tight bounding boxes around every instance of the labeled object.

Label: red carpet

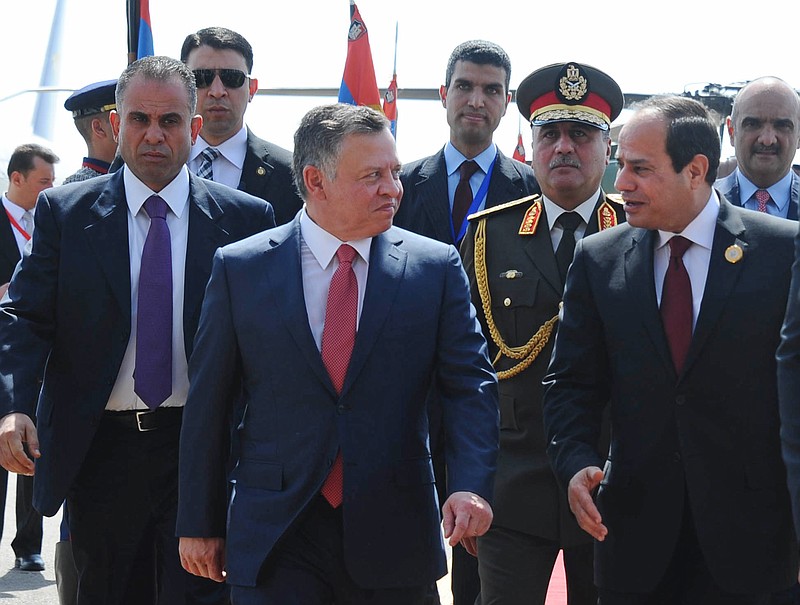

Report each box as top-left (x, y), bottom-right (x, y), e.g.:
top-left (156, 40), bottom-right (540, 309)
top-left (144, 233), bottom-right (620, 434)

top-left (545, 551), bottom-right (568, 605)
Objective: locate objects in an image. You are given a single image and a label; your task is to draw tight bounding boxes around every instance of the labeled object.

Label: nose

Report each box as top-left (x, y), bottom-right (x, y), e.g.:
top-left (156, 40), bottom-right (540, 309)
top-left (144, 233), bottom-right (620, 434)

top-left (553, 132), bottom-right (575, 154)
top-left (614, 163), bottom-right (633, 192)
top-left (143, 121), bottom-right (165, 144)
top-left (756, 125), bottom-right (778, 147)
top-left (380, 172), bottom-right (402, 199)
top-left (467, 89), bottom-right (485, 109)
top-left (207, 74), bottom-right (228, 97)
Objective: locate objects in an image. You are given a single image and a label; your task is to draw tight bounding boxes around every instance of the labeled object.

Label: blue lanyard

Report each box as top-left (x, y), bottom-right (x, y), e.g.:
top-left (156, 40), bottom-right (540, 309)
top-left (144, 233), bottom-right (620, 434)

top-left (452, 155), bottom-right (497, 243)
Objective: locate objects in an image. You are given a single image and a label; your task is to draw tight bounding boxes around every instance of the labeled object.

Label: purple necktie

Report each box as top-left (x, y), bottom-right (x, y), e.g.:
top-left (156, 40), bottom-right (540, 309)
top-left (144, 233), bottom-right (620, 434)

top-left (134, 195), bottom-right (173, 410)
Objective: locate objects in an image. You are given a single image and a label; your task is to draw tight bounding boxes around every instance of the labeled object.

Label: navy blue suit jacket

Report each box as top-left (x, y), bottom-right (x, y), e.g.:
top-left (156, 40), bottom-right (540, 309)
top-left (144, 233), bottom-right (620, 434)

top-left (0, 208), bottom-right (21, 283)
top-left (395, 147), bottom-right (539, 244)
top-left (715, 168), bottom-right (800, 220)
top-left (177, 218), bottom-right (499, 589)
top-left (0, 170), bottom-right (275, 516)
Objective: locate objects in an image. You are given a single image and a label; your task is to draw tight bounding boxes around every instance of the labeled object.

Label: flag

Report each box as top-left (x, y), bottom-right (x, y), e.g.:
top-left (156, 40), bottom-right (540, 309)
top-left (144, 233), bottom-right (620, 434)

top-left (512, 133), bottom-right (526, 162)
top-left (127, 0), bottom-right (154, 63)
top-left (338, 1), bottom-right (381, 110)
top-left (383, 74), bottom-right (398, 137)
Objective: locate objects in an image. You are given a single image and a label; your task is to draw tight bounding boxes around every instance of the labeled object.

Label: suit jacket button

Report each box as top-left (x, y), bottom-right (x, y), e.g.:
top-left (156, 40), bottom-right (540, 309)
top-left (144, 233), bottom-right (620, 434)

top-left (337, 404), bottom-right (348, 414)
top-left (675, 395), bottom-right (686, 406)
top-left (673, 452), bottom-right (682, 462)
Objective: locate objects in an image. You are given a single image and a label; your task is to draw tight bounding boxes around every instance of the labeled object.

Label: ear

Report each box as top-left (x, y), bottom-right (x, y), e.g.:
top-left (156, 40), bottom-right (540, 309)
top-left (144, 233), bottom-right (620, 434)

top-left (603, 134), bottom-right (612, 166)
top-left (726, 116), bottom-right (734, 146)
top-left (190, 115), bottom-right (203, 144)
top-left (248, 77), bottom-right (259, 102)
top-left (91, 117), bottom-right (107, 138)
top-left (439, 85), bottom-right (447, 108)
top-left (687, 153), bottom-right (710, 188)
top-left (109, 110), bottom-right (121, 142)
top-left (9, 170), bottom-right (23, 188)
top-left (303, 165), bottom-right (327, 200)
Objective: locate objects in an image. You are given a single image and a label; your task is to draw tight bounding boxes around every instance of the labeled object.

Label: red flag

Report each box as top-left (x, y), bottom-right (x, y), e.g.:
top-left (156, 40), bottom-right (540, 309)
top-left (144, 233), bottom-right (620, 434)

top-left (338, 1), bottom-right (381, 110)
top-left (383, 74), bottom-right (398, 137)
top-left (512, 133), bottom-right (526, 162)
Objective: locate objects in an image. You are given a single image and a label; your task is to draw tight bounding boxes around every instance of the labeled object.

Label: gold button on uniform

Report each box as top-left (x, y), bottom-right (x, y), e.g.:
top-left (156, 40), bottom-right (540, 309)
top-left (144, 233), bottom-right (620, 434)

top-left (504, 298), bottom-right (512, 307)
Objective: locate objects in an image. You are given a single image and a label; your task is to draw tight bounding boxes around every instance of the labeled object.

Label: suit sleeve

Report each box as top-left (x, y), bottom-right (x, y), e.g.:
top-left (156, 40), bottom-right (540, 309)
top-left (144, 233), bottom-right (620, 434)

top-left (777, 221), bottom-right (800, 540)
top-left (177, 248), bottom-right (241, 538)
top-left (542, 239), bottom-right (610, 489)
top-left (436, 245), bottom-right (499, 502)
top-left (0, 191), bottom-right (60, 418)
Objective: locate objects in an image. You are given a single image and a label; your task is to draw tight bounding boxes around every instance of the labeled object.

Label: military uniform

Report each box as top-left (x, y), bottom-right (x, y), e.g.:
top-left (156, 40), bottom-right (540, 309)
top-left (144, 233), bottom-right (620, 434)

top-left (62, 79), bottom-right (117, 185)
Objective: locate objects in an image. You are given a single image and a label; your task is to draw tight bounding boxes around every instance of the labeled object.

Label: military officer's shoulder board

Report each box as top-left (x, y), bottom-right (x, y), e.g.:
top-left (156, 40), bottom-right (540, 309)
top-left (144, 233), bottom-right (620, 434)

top-left (467, 194), bottom-right (541, 222)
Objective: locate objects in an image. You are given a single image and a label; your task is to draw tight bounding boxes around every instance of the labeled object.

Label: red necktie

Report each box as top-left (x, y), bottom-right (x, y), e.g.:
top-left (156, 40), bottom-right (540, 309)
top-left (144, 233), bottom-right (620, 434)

top-left (755, 189), bottom-right (770, 213)
top-left (660, 236), bottom-right (693, 373)
top-left (320, 244), bottom-right (358, 508)
top-left (452, 160), bottom-right (480, 238)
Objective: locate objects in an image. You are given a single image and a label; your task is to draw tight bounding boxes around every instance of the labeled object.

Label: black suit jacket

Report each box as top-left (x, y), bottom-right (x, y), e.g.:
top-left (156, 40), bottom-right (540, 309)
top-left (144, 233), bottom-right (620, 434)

top-left (543, 196), bottom-right (798, 594)
top-left (462, 192), bottom-right (624, 546)
top-left (0, 209), bottom-right (21, 283)
top-left (238, 129), bottom-right (303, 226)
top-left (0, 169), bottom-right (275, 516)
top-left (395, 147), bottom-right (539, 244)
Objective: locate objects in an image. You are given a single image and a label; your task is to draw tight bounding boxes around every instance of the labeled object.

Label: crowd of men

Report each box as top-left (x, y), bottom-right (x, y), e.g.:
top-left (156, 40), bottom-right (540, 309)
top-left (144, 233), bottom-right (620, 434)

top-left (2, 27), bottom-right (800, 605)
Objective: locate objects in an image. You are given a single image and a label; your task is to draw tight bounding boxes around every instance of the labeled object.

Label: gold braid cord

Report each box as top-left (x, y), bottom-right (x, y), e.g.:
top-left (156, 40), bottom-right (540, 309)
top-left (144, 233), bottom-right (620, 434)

top-left (474, 219), bottom-right (558, 380)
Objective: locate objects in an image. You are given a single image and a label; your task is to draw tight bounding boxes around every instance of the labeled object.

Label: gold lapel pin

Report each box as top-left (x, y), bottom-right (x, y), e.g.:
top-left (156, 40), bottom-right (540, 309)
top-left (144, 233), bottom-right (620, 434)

top-left (724, 244), bottom-right (743, 264)
top-left (256, 166), bottom-right (266, 176)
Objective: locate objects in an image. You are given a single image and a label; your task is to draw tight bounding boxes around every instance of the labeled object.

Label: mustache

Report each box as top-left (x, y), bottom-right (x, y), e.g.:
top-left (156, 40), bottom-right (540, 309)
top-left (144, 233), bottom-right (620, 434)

top-left (549, 156), bottom-right (581, 169)
top-left (753, 144), bottom-right (779, 154)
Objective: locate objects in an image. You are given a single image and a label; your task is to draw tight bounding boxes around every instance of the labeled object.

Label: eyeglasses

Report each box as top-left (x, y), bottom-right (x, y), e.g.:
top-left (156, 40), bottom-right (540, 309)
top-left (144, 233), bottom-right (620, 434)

top-left (192, 68), bottom-right (249, 89)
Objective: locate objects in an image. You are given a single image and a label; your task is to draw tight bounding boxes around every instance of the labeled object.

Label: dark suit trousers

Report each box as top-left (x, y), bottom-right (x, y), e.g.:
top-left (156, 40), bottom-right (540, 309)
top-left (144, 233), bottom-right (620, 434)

top-left (67, 411), bottom-right (227, 605)
top-left (477, 526), bottom-right (594, 605)
top-left (231, 495), bottom-right (428, 605)
top-left (598, 498), bottom-right (770, 605)
top-left (0, 468), bottom-right (43, 557)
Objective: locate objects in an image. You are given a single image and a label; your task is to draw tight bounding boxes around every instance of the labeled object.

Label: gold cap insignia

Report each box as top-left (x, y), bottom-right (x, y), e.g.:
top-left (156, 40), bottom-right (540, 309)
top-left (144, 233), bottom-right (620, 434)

top-left (518, 201), bottom-right (542, 235)
top-left (558, 64), bottom-right (588, 102)
top-left (724, 244), bottom-right (743, 264)
top-left (597, 201), bottom-right (618, 231)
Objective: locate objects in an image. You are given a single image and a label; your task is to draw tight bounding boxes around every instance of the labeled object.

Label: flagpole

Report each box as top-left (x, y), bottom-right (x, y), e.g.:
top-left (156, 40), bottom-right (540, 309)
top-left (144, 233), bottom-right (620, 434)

top-left (392, 21), bottom-right (398, 78)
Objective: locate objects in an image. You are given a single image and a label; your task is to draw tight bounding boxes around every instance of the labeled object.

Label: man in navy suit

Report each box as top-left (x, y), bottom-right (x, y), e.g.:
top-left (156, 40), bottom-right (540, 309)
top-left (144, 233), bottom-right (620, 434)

top-left (177, 104), bottom-right (499, 605)
top-left (181, 26), bottom-right (303, 226)
top-left (393, 40), bottom-right (537, 604)
top-left (715, 77), bottom-right (800, 219)
top-left (0, 56), bottom-right (274, 604)
top-left (544, 95), bottom-right (797, 604)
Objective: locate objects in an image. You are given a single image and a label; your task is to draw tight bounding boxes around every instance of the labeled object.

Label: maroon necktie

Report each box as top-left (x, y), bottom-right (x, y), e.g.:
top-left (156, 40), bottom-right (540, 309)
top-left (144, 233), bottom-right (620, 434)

top-left (660, 236), bottom-right (693, 373)
top-left (755, 189), bottom-right (770, 213)
top-left (320, 244), bottom-right (358, 508)
top-left (134, 195), bottom-right (172, 409)
top-left (452, 160), bottom-right (480, 237)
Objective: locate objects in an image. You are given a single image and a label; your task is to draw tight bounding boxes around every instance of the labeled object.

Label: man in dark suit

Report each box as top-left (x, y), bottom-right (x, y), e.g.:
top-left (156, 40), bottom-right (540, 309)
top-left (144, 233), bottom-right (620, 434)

top-left (543, 95), bottom-right (798, 604)
top-left (177, 103), bottom-right (499, 605)
top-left (0, 143), bottom-right (59, 572)
top-left (181, 26), bottom-right (303, 226)
top-left (394, 40), bottom-right (537, 604)
top-left (462, 62), bottom-right (625, 605)
top-left (0, 56), bottom-right (274, 605)
top-left (715, 76), bottom-right (800, 219)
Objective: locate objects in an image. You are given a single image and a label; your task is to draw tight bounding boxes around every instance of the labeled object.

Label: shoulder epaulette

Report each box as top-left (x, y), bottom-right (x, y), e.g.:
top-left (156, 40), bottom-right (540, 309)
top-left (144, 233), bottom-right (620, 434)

top-left (605, 193), bottom-right (624, 205)
top-left (467, 194), bottom-right (541, 222)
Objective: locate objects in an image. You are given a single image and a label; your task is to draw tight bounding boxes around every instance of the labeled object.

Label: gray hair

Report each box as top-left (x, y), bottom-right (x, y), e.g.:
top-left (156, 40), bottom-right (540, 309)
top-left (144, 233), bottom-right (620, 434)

top-left (292, 104), bottom-right (390, 199)
top-left (116, 55), bottom-right (197, 114)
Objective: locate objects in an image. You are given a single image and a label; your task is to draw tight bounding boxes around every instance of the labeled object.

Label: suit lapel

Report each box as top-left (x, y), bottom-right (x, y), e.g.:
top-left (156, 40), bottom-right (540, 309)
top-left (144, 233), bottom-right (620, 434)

top-left (521, 203), bottom-right (562, 295)
top-left (0, 210), bottom-right (21, 271)
top-left (183, 175), bottom-right (234, 356)
top-left (413, 150), bottom-right (453, 243)
top-left (681, 200), bottom-right (746, 377)
top-left (238, 129), bottom-right (273, 198)
top-left (486, 152), bottom-right (525, 208)
top-left (84, 173), bottom-right (131, 319)
top-left (341, 230), bottom-right (406, 396)
top-left (263, 219), bottom-right (337, 396)
top-left (789, 172), bottom-right (799, 220)
top-left (624, 228), bottom-right (675, 375)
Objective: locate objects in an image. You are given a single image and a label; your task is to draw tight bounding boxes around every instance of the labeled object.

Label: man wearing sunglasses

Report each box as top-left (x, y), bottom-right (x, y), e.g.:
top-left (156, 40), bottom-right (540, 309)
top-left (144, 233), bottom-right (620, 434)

top-left (181, 27), bottom-right (303, 226)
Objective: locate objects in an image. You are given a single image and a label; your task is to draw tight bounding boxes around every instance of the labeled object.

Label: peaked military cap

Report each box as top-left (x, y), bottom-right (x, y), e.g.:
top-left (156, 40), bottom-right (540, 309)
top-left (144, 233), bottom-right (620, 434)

top-left (64, 79), bottom-right (117, 118)
top-left (516, 62), bottom-right (623, 130)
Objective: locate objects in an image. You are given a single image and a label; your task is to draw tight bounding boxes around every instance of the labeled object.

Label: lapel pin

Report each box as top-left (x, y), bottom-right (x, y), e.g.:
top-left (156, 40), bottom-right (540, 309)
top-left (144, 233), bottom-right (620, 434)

top-left (724, 244), bottom-right (743, 264)
top-left (256, 166), bottom-right (266, 176)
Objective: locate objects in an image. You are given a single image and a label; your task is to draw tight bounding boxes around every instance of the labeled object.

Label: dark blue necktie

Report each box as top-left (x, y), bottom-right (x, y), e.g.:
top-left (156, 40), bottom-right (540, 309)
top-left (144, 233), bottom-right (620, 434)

top-left (134, 195), bottom-right (173, 409)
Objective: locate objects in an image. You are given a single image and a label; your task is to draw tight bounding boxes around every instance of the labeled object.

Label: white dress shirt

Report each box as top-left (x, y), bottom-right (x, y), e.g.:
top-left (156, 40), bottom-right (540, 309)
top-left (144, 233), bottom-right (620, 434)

top-left (542, 189), bottom-right (602, 250)
top-left (106, 166), bottom-right (191, 410)
top-left (2, 195), bottom-right (33, 255)
top-left (299, 209), bottom-right (371, 351)
top-left (187, 126), bottom-right (248, 189)
top-left (654, 191), bottom-right (720, 329)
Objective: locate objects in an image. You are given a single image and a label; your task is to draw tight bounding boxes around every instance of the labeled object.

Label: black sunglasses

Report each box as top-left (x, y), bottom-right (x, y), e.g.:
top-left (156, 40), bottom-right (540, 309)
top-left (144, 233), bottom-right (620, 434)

top-left (192, 68), bottom-right (248, 89)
